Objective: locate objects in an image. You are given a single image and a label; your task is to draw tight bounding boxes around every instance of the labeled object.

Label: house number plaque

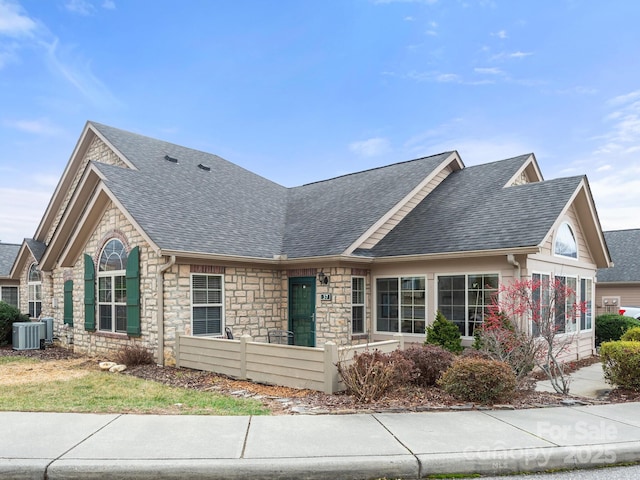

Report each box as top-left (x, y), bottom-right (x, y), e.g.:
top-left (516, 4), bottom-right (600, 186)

top-left (320, 294), bottom-right (332, 301)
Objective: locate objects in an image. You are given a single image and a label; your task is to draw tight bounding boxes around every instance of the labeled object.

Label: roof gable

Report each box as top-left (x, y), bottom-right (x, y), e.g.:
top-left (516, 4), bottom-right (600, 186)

top-left (281, 152), bottom-right (456, 258)
top-left (357, 155), bottom-right (585, 257)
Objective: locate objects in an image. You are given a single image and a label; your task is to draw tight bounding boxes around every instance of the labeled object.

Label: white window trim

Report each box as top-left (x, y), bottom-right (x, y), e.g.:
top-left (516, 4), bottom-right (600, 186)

top-left (351, 276), bottom-right (366, 335)
top-left (553, 221), bottom-right (579, 261)
top-left (190, 273), bottom-right (225, 337)
top-left (555, 274), bottom-right (579, 334)
top-left (27, 263), bottom-right (42, 319)
top-left (373, 275), bottom-right (426, 336)
top-left (580, 277), bottom-right (594, 332)
top-left (0, 285), bottom-right (19, 308)
top-left (434, 272), bottom-right (500, 338)
top-left (97, 239), bottom-right (128, 334)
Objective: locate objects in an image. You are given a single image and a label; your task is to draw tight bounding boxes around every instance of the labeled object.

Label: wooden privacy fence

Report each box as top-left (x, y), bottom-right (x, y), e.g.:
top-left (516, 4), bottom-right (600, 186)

top-left (176, 334), bottom-right (404, 394)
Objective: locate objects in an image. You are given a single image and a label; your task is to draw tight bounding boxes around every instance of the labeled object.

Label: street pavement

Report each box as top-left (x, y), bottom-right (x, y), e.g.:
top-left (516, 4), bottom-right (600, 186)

top-left (3, 364), bottom-right (640, 480)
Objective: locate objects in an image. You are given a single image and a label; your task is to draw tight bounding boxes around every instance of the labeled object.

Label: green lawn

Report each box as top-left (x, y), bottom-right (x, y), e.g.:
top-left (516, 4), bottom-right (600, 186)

top-left (0, 357), bottom-right (270, 415)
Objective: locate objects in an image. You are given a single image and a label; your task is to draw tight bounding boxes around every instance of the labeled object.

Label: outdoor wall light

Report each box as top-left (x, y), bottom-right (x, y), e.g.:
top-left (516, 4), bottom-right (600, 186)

top-left (318, 271), bottom-right (329, 285)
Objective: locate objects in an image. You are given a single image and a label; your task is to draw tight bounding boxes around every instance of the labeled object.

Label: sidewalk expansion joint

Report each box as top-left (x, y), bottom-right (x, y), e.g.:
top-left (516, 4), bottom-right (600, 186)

top-left (372, 413), bottom-right (422, 479)
top-left (44, 414), bottom-right (123, 479)
top-left (240, 415), bottom-right (252, 459)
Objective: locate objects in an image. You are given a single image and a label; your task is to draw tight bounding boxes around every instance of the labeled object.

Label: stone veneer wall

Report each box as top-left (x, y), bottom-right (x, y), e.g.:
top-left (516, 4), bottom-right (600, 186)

top-left (46, 136), bottom-right (127, 245)
top-left (161, 264), bottom-right (287, 365)
top-left (313, 267), bottom-right (371, 346)
top-left (51, 202), bottom-right (159, 359)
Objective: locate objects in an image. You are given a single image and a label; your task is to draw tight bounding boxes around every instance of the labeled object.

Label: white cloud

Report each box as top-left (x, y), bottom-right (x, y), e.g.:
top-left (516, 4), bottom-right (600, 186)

top-left (491, 51), bottom-right (533, 61)
top-left (64, 0), bottom-right (94, 15)
top-left (43, 38), bottom-right (123, 109)
top-left (0, 0), bottom-right (37, 37)
top-left (607, 90), bottom-right (640, 107)
top-left (474, 67), bottom-right (503, 75)
top-left (491, 30), bottom-right (508, 39)
top-left (406, 71), bottom-right (460, 83)
top-left (102, 0), bottom-right (116, 9)
top-left (349, 137), bottom-right (391, 157)
top-left (0, 187), bottom-right (51, 243)
top-left (3, 118), bottom-right (63, 135)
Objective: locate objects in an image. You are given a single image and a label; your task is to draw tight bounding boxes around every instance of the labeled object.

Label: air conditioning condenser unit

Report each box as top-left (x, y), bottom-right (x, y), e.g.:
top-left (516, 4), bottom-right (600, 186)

top-left (13, 322), bottom-right (44, 350)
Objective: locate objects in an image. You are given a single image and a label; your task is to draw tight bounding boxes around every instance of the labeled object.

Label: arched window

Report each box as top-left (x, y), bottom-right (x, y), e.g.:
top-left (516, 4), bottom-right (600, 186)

top-left (98, 239), bottom-right (128, 333)
top-left (27, 263), bottom-right (42, 318)
top-left (554, 222), bottom-right (578, 259)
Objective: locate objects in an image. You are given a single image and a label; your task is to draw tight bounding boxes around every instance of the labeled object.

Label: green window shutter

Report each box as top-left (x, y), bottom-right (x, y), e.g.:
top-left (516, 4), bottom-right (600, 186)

top-left (64, 280), bottom-right (74, 327)
top-left (84, 254), bottom-right (95, 331)
top-left (126, 246), bottom-right (141, 336)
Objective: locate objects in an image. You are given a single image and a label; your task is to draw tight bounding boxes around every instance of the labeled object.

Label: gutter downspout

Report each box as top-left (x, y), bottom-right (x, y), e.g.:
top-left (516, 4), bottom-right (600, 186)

top-left (157, 255), bottom-right (176, 366)
top-left (507, 254), bottom-right (521, 280)
top-left (506, 254), bottom-right (524, 331)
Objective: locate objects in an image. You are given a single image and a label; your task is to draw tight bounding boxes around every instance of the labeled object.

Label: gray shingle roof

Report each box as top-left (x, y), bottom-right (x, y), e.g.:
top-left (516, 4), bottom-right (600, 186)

top-left (25, 239), bottom-right (46, 263)
top-left (0, 243), bottom-right (20, 277)
top-left (91, 123), bottom-right (289, 258)
top-left (597, 229), bottom-right (640, 283)
top-left (355, 156), bottom-right (584, 257)
top-left (87, 122), bottom-right (584, 260)
top-left (282, 153), bottom-right (454, 258)
top-left (91, 122), bottom-right (453, 259)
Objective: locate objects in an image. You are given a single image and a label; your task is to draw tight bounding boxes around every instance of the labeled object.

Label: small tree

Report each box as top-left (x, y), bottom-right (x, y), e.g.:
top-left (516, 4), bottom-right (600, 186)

top-left (484, 277), bottom-right (585, 394)
top-left (425, 310), bottom-right (463, 353)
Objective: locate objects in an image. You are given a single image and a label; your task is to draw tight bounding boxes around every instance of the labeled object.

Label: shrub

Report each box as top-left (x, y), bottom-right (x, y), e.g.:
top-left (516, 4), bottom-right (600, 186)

top-left (398, 344), bottom-right (455, 386)
top-left (595, 314), bottom-right (640, 346)
top-left (472, 312), bottom-right (536, 386)
top-left (621, 327), bottom-right (640, 342)
top-left (337, 349), bottom-right (416, 402)
top-left (438, 357), bottom-right (516, 404)
top-left (0, 301), bottom-right (29, 346)
top-left (600, 341), bottom-right (640, 391)
top-left (425, 310), bottom-right (463, 353)
top-left (114, 343), bottom-right (155, 366)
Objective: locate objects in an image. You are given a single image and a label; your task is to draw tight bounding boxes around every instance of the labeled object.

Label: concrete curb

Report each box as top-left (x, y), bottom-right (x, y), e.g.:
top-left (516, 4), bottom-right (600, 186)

top-left (46, 456), bottom-right (419, 480)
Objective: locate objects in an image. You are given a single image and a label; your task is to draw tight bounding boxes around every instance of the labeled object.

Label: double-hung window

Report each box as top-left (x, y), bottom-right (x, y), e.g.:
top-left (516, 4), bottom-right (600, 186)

top-left (376, 276), bottom-right (425, 334)
top-left (531, 273), bottom-right (550, 336)
top-left (191, 274), bottom-right (224, 336)
top-left (28, 263), bottom-right (42, 318)
top-left (580, 278), bottom-right (593, 331)
top-left (555, 275), bottom-right (577, 333)
top-left (437, 274), bottom-right (498, 337)
top-left (351, 277), bottom-right (365, 334)
top-left (97, 239), bottom-right (128, 333)
top-left (0, 286), bottom-right (18, 308)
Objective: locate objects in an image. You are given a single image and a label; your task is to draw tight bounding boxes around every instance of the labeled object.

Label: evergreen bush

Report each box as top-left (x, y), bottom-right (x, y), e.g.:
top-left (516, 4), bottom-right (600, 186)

top-left (425, 310), bottom-right (463, 353)
top-left (438, 357), bottom-right (516, 404)
top-left (595, 314), bottom-right (640, 346)
top-left (0, 301), bottom-right (29, 346)
top-left (600, 341), bottom-right (640, 391)
top-left (621, 326), bottom-right (640, 342)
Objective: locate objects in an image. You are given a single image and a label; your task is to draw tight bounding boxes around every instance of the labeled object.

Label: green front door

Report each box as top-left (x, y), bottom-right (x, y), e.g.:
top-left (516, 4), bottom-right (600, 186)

top-left (288, 277), bottom-right (316, 347)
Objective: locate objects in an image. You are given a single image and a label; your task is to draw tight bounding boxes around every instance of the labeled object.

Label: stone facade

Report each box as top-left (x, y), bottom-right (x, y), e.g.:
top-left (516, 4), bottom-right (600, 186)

top-left (50, 202), bottom-right (159, 359)
top-left (46, 137), bottom-right (126, 245)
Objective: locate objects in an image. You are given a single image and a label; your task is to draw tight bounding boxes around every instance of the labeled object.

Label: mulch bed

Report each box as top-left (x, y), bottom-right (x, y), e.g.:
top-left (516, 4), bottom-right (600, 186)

top-left (0, 344), bottom-right (626, 415)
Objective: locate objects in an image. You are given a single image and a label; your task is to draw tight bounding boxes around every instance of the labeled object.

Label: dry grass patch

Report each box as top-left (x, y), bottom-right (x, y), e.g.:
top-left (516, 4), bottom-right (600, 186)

top-left (0, 357), bottom-right (94, 386)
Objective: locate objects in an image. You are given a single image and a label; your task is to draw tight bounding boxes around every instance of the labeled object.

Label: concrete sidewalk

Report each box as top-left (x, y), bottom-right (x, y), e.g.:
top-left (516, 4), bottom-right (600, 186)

top-left (3, 402), bottom-right (640, 480)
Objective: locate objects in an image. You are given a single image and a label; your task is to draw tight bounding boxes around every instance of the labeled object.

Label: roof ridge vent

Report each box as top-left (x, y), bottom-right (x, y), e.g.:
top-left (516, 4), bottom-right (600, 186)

top-left (198, 163), bottom-right (211, 172)
top-left (164, 155), bottom-right (178, 164)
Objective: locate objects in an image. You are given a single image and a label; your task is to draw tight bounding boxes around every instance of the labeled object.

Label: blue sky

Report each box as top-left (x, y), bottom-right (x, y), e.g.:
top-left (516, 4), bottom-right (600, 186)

top-left (1, 0), bottom-right (640, 244)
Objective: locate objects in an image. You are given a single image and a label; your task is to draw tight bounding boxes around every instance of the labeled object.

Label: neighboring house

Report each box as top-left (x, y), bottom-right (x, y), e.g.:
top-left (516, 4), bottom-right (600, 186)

top-left (596, 229), bottom-right (640, 315)
top-left (0, 242), bottom-right (20, 308)
top-left (9, 122), bottom-right (610, 365)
